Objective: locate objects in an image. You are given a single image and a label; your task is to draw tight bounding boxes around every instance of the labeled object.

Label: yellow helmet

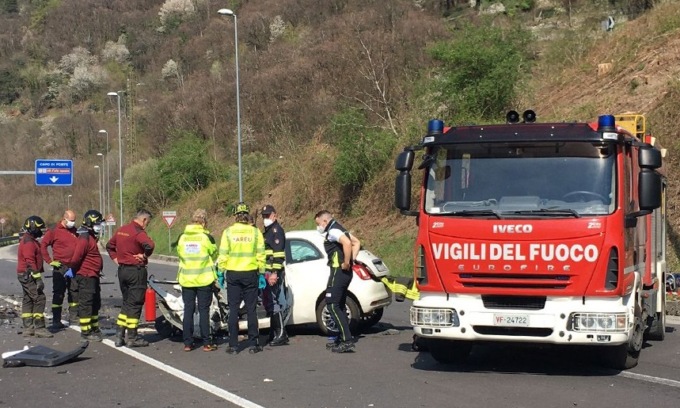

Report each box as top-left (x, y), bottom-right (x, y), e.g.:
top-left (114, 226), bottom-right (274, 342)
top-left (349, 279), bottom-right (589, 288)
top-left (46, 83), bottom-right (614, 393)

top-left (234, 202), bottom-right (250, 215)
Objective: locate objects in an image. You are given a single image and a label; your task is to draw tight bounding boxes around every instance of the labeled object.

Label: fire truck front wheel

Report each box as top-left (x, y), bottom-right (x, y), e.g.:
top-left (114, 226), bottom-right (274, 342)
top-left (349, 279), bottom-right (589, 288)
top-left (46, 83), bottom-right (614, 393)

top-left (428, 339), bottom-right (472, 364)
top-left (601, 305), bottom-right (642, 370)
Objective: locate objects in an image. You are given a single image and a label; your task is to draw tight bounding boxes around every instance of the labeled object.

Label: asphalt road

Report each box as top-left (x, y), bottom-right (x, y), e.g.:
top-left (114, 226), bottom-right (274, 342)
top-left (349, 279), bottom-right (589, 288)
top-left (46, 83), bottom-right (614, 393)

top-left (1, 244), bottom-right (680, 408)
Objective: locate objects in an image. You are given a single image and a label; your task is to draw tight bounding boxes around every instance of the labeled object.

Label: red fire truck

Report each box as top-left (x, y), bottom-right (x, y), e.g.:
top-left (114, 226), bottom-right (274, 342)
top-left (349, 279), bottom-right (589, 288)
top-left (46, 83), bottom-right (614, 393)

top-left (395, 112), bottom-right (667, 369)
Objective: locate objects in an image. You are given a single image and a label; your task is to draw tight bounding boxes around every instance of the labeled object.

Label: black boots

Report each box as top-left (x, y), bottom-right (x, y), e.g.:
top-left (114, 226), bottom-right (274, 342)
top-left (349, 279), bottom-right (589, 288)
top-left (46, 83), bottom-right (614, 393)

top-left (22, 317), bottom-right (34, 337)
top-left (127, 328), bottom-right (149, 347)
top-left (51, 309), bottom-right (66, 330)
top-left (33, 317), bottom-right (54, 338)
top-left (115, 326), bottom-right (126, 347)
top-left (268, 312), bottom-right (289, 346)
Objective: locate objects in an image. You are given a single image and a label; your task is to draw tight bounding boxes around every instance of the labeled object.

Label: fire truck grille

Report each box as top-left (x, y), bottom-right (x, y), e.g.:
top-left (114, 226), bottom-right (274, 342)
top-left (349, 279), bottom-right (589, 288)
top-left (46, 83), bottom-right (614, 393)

top-left (481, 295), bottom-right (546, 310)
top-left (458, 273), bottom-right (571, 290)
top-left (473, 326), bottom-right (553, 337)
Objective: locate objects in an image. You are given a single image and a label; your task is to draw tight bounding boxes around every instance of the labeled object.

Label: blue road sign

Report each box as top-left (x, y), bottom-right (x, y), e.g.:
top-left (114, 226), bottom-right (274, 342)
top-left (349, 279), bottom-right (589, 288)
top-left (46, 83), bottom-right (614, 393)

top-left (35, 159), bottom-right (73, 186)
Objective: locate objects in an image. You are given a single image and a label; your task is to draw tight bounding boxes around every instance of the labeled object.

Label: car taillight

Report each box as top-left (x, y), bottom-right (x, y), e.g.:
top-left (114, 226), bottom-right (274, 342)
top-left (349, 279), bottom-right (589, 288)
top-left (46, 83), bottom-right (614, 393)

top-left (352, 263), bottom-right (372, 280)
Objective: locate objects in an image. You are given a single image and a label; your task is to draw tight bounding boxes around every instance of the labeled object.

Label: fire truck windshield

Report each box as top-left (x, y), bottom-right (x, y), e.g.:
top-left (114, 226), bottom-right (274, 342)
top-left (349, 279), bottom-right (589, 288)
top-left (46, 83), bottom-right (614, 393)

top-left (424, 141), bottom-right (616, 217)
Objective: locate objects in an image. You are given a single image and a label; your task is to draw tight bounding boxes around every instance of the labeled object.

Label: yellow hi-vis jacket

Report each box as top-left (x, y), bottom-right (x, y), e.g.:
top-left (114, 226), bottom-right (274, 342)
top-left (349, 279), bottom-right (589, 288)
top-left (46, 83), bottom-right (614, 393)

top-left (217, 222), bottom-right (265, 273)
top-left (177, 224), bottom-right (218, 287)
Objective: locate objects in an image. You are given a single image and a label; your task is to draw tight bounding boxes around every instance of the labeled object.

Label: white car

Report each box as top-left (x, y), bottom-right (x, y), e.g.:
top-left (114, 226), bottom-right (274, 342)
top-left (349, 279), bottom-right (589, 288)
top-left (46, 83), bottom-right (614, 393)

top-left (281, 230), bottom-right (393, 334)
top-left (152, 230), bottom-right (393, 336)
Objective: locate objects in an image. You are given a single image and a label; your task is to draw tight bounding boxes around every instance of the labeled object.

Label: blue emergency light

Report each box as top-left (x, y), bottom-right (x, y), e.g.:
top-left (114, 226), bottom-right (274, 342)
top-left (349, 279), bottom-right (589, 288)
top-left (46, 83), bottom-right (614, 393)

top-left (428, 119), bottom-right (444, 135)
top-left (598, 115), bottom-right (616, 132)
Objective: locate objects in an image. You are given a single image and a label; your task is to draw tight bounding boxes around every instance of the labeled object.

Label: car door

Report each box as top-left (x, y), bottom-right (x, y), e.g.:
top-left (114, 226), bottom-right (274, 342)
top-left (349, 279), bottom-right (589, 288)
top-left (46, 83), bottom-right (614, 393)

top-left (284, 237), bottom-right (329, 325)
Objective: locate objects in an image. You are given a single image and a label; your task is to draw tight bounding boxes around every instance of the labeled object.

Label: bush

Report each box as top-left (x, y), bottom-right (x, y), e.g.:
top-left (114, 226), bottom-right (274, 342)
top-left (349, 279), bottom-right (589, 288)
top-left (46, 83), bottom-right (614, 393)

top-left (122, 158), bottom-right (169, 211)
top-left (0, 69), bottom-right (21, 104)
top-left (156, 131), bottom-right (214, 201)
top-left (428, 21), bottom-right (533, 121)
top-left (329, 107), bottom-right (396, 192)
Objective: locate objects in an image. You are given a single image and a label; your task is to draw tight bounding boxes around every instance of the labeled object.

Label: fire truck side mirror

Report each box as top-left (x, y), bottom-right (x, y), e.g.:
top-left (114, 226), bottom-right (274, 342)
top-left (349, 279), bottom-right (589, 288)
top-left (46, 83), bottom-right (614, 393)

top-left (395, 150), bottom-right (414, 171)
top-left (638, 169), bottom-right (661, 211)
top-left (638, 146), bottom-right (662, 169)
top-left (395, 171), bottom-right (412, 212)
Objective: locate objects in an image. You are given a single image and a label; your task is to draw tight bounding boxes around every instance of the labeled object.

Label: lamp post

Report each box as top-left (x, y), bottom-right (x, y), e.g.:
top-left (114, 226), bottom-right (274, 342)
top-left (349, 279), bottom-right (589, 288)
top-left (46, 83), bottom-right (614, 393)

top-left (107, 91), bottom-right (124, 225)
top-left (98, 129), bottom-right (111, 235)
top-left (94, 165), bottom-right (102, 213)
top-left (218, 8), bottom-right (243, 202)
top-left (114, 179), bottom-right (120, 225)
top-left (67, 194), bottom-right (72, 209)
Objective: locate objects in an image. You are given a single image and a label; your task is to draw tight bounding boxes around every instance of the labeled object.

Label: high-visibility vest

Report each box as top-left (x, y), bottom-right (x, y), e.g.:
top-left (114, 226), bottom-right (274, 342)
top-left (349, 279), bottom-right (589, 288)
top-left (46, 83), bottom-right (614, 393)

top-left (177, 224), bottom-right (217, 287)
top-left (217, 222), bottom-right (265, 273)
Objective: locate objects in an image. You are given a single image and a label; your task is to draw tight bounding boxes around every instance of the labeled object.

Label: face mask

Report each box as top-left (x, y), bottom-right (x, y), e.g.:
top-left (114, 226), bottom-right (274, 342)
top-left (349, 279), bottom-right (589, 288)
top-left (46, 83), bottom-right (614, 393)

top-left (93, 225), bottom-right (102, 235)
top-left (263, 218), bottom-right (273, 228)
top-left (316, 225), bottom-right (325, 234)
top-left (65, 220), bottom-right (76, 229)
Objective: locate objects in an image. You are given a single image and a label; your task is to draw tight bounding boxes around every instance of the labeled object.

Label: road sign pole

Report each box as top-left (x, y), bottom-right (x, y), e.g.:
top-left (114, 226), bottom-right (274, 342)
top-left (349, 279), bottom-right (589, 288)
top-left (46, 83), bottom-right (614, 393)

top-left (168, 226), bottom-right (172, 253)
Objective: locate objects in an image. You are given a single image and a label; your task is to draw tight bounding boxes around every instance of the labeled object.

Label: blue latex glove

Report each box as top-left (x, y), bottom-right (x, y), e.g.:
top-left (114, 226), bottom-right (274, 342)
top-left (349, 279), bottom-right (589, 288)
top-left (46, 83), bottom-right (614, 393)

top-left (217, 270), bottom-right (225, 288)
top-left (64, 268), bottom-right (74, 279)
top-left (258, 274), bottom-right (266, 290)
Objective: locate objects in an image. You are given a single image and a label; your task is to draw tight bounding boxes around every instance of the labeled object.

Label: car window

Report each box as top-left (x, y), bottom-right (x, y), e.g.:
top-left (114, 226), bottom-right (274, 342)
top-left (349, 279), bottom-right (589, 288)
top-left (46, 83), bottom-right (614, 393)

top-left (287, 238), bottom-right (323, 264)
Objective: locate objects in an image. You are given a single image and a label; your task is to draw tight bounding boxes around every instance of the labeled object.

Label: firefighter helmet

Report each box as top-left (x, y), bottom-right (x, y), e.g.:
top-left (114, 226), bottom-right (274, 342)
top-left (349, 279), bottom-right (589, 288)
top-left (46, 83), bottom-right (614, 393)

top-left (82, 209), bottom-right (104, 228)
top-left (234, 202), bottom-right (250, 215)
top-left (23, 215), bottom-right (45, 238)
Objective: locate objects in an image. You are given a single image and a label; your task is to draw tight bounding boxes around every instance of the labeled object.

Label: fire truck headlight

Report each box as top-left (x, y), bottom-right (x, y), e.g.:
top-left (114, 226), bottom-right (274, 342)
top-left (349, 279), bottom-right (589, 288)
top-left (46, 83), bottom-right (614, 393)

top-left (571, 313), bottom-right (627, 332)
top-left (410, 307), bottom-right (458, 328)
top-left (598, 316), bottom-right (615, 330)
top-left (579, 315), bottom-right (595, 329)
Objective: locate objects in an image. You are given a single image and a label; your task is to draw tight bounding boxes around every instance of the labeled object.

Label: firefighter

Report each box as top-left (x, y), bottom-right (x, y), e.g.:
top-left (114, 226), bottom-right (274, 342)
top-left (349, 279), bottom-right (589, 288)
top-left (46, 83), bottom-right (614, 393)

top-left (260, 204), bottom-right (290, 346)
top-left (314, 210), bottom-right (361, 353)
top-left (217, 202), bottom-right (266, 355)
top-left (69, 210), bottom-right (104, 342)
top-left (17, 215), bottom-right (53, 338)
top-left (40, 210), bottom-right (79, 330)
top-left (107, 209), bottom-right (155, 347)
top-left (177, 209), bottom-right (218, 352)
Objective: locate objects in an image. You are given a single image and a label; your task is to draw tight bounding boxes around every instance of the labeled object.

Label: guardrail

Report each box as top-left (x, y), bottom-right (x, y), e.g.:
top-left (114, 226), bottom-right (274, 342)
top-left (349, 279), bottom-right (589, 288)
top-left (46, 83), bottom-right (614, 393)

top-left (0, 235), bottom-right (20, 247)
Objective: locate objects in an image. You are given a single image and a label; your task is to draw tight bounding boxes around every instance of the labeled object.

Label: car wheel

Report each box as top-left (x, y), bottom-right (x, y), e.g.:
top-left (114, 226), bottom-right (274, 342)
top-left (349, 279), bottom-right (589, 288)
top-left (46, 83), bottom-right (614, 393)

top-left (316, 297), bottom-right (360, 336)
top-left (359, 308), bottom-right (384, 329)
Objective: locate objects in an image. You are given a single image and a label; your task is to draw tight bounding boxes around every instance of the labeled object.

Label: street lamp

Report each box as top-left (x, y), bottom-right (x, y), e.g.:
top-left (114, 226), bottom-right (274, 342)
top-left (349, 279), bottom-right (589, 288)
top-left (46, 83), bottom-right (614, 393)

top-left (114, 179), bottom-right (120, 225)
top-left (107, 91), bottom-right (124, 225)
top-left (218, 8), bottom-right (243, 202)
top-left (67, 194), bottom-right (73, 209)
top-left (94, 165), bottom-right (102, 213)
top-left (98, 129), bottom-right (111, 234)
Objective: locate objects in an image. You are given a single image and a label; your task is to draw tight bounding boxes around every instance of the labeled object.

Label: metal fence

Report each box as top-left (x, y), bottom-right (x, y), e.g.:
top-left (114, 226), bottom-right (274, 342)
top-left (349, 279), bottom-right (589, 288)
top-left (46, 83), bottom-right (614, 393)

top-left (0, 235), bottom-right (20, 247)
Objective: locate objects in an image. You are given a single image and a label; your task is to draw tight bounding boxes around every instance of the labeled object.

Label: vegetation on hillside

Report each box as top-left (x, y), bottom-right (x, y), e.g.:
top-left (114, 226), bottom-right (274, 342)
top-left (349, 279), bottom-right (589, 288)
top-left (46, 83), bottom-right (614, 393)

top-left (2, 0), bottom-right (677, 276)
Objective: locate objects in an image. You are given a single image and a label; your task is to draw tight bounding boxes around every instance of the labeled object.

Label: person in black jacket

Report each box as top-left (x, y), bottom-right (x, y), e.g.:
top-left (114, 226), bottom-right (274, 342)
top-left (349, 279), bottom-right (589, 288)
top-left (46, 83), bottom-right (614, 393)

top-left (261, 205), bottom-right (290, 346)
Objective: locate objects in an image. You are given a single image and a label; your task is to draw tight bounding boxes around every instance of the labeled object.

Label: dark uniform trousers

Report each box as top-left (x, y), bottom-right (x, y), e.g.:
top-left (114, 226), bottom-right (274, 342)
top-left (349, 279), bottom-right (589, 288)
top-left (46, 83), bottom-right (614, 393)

top-left (76, 275), bottom-right (101, 332)
top-left (226, 271), bottom-right (259, 347)
top-left (326, 266), bottom-right (353, 342)
top-left (117, 265), bottom-right (148, 329)
top-left (18, 274), bottom-right (46, 318)
top-left (52, 265), bottom-right (78, 318)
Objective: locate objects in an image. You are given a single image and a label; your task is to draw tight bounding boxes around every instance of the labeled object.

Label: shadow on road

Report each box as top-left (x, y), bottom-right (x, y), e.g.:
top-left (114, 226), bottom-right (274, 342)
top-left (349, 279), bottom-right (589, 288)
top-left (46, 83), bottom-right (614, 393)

top-left (408, 342), bottom-right (627, 377)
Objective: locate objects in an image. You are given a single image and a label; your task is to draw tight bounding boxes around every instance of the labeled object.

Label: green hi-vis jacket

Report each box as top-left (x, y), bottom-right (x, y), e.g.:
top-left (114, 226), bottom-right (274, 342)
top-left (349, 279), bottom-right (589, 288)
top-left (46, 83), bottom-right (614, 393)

top-left (217, 222), bottom-right (265, 273)
top-left (177, 224), bottom-right (218, 287)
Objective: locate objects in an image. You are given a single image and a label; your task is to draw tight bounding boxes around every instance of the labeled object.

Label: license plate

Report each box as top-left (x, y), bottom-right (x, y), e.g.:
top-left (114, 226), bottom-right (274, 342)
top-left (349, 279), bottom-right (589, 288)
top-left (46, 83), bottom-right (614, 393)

top-left (374, 261), bottom-right (388, 272)
top-left (493, 313), bottom-right (530, 327)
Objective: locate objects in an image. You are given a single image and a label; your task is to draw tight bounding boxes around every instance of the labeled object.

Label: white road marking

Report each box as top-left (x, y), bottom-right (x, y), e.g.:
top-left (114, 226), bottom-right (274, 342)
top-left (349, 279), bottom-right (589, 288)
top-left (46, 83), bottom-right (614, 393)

top-left (2, 249), bottom-right (264, 406)
top-left (618, 371), bottom-right (680, 389)
top-left (101, 338), bottom-right (266, 408)
top-left (68, 326), bottom-right (265, 408)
